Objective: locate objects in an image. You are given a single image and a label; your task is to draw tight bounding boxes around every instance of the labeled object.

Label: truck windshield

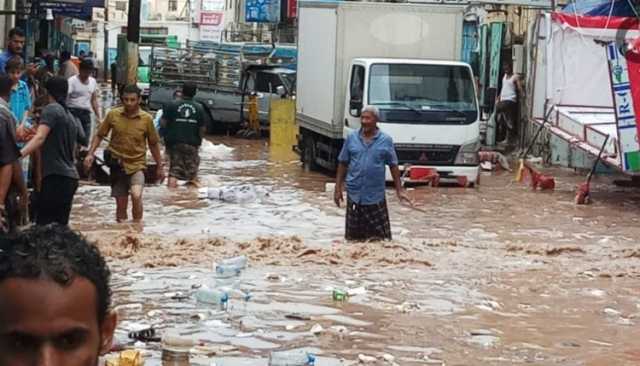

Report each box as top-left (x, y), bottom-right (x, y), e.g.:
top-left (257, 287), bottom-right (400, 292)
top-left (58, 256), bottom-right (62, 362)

top-left (368, 63), bottom-right (478, 123)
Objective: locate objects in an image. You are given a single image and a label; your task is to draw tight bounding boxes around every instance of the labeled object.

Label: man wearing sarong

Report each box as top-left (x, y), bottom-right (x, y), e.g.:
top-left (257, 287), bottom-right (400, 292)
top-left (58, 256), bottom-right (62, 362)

top-left (334, 105), bottom-right (412, 241)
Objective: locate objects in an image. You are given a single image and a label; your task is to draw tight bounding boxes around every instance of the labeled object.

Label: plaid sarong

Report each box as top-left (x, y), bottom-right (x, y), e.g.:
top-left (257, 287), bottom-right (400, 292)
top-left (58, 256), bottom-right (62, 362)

top-left (345, 197), bottom-right (392, 241)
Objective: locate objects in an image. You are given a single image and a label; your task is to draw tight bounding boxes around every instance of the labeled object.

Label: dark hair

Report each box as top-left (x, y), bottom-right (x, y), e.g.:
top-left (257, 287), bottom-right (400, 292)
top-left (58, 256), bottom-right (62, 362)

top-left (44, 54), bottom-right (55, 72)
top-left (0, 224), bottom-right (112, 323)
top-left (34, 95), bottom-right (49, 109)
top-left (80, 59), bottom-right (94, 71)
top-left (8, 28), bottom-right (25, 39)
top-left (0, 75), bottom-right (12, 97)
top-left (5, 56), bottom-right (24, 73)
top-left (121, 84), bottom-right (141, 97)
top-left (60, 51), bottom-right (71, 62)
top-left (45, 76), bottom-right (69, 106)
top-left (182, 83), bottom-right (197, 98)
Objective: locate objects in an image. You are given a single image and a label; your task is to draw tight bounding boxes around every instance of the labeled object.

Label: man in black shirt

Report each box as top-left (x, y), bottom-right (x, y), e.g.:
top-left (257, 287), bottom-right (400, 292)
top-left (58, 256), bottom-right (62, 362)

top-left (162, 83), bottom-right (209, 188)
top-left (20, 77), bottom-right (86, 226)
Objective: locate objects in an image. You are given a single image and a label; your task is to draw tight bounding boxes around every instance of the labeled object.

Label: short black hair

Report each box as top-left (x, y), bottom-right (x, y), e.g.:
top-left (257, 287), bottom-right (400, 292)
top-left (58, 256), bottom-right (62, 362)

top-left (8, 28), bottom-right (25, 39)
top-left (45, 76), bottom-right (69, 104)
top-left (60, 51), bottom-right (71, 62)
top-left (0, 224), bottom-right (112, 323)
top-left (182, 83), bottom-right (197, 98)
top-left (5, 56), bottom-right (23, 73)
top-left (0, 75), bottom-right (12, 97)
top-left (79, 59), bottom-right (94, 71)
top-left (121, 84), bottom-right (141, 97)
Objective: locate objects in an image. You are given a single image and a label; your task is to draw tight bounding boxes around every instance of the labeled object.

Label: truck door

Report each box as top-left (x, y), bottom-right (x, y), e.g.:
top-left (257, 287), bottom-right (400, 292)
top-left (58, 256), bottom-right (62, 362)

top-left (344, 63), bottom-right (366, 135)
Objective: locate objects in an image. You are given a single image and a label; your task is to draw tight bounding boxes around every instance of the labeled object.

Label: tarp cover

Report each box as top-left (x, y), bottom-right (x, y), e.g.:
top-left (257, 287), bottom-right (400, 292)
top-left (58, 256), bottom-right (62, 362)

top-left (562, 0), bottom-right (638, 17)
top-left (532, 13), bottom-right (640, 118)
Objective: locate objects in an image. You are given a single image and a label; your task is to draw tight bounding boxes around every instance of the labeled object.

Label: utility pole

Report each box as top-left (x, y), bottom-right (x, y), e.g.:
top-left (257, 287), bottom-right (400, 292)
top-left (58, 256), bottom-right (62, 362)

top-left (103, 2), bottom-right (109, 81)
top-left (126, 0), bottom-right (141, 85)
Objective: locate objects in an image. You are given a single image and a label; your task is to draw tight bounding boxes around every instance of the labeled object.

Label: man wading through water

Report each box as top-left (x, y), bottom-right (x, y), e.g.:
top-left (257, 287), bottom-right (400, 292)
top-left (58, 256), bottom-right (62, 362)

top-left (84, 84), bottom-right (164, 223)
top-left (334, 105), bottom-right (413, 241)
top-left (161, 82), bottom-right (209, 188)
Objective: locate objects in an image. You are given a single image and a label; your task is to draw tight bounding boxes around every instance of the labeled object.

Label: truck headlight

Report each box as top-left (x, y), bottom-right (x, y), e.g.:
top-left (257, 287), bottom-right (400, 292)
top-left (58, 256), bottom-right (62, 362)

top-left (455, 140), bottom-right (480, 165)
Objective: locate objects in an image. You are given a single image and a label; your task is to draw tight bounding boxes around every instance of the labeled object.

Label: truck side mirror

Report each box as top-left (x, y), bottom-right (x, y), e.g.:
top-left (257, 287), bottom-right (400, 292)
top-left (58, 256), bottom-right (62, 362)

top-left (349, 99), bottom-right (362, 117)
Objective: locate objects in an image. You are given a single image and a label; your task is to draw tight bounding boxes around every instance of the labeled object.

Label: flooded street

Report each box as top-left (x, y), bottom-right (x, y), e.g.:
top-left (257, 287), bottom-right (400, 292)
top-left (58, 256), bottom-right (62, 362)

top-left (75, 135), bottom-right (640, 365)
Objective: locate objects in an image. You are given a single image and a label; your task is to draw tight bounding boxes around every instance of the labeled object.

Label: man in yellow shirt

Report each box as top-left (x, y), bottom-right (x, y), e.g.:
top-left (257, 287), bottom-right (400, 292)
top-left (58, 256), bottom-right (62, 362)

top-left (84, 84), bottom-right (165, 223)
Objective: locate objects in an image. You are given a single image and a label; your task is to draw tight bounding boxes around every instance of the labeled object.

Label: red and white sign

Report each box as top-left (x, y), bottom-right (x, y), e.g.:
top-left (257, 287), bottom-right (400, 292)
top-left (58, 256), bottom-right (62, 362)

top-left (287, 0), bottom-right (297, 18)
top-left (201, 11), bottom-right (223, 25)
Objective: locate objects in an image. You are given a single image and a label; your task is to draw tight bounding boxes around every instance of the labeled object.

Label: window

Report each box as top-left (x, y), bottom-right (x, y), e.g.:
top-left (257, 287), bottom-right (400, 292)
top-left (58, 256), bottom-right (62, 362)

top-left (349, 65), bottom-right (365, 116)
top-left (350, 65), bottom-right (365, 102)
top-left (168, 0), bottom-right (178, 11)
top-left (368, 63), bottom-right (478, 124)
top-left (255, 72), bottom-right (283, 93)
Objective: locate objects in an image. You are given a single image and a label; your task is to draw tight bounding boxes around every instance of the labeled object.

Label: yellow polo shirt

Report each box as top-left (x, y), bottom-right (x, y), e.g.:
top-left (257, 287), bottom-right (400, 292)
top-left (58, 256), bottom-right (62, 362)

top-left (97, 106), bottom-right (159, 175)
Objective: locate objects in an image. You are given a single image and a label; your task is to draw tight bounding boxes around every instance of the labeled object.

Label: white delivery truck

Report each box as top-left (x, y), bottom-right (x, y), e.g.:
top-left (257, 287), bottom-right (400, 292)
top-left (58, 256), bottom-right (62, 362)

top-left (297, 1), bottom-right (480, 185)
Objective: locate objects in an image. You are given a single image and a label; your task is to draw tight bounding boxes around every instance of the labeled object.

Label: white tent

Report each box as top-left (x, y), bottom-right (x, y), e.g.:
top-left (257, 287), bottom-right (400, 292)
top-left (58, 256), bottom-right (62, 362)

top-left (528, 12), bottom-right (640, 172)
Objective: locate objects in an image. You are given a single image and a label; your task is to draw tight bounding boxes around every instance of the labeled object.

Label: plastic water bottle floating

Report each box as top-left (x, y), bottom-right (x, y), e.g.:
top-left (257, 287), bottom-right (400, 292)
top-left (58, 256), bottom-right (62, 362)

top-left (194, 287), bottom-right (229, 311)
top-left (269, 349), bottom-right (316, 366)
top-left (215, 263), bottom-right (242, 278)
top-left (220, 255), bottom-right (248, 269)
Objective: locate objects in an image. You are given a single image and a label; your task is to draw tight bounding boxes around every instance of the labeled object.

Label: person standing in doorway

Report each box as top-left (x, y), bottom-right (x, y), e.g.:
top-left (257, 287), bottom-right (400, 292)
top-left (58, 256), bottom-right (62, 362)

top-left (84, 84), bottom-right (165, 223)
top-left (495, 63), bottom-right (523, 146)
top-left (19, 76), bottom-right (87, 226)
top-left (334, 105), bottom-right (412, 241)
top-left (0, 28), bottom-right (25, 76)
top-left (59, 50), bottom-right (79, 79)
top-left (67, 59), bottom-right (101, 143)
top-left (162, 83), bottom-right (208, 188)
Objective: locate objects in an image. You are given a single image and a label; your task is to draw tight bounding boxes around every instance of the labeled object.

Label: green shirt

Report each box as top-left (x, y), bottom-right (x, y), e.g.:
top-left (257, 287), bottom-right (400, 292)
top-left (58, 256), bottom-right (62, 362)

top-left (163, 98), bottom-right (208, 148)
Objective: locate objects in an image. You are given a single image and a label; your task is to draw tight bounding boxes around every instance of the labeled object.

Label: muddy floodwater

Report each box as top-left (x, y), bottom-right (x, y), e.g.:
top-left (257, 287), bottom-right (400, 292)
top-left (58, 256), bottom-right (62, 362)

top-left (72, 135), bottom-right (640, 365)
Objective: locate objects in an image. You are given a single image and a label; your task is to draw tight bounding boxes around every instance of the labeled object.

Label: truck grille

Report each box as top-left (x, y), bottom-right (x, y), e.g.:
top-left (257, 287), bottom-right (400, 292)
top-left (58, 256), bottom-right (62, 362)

top-left (395, 144), bottom-right (460, 165)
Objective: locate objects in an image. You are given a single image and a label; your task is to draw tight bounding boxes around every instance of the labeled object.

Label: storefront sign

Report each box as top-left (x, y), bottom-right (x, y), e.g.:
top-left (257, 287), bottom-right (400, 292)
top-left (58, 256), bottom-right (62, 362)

top-left (287, 0), bottom-right (297, 19)
top-left (245, 0), bottom-right (280, 23)
top-left (201, 11), bottom-right (224, 25)
top-left (40, 0), bottom-right (104, 21)
top-left (607, 42), bottom-right (640, 172)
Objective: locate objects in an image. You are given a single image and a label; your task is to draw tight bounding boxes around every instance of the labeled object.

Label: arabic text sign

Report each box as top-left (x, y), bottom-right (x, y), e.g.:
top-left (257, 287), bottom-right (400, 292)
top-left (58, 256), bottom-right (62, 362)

top-left (201, 11), bottom-right (224, 26)
top-left (607, 42), bottom-right (640, 172)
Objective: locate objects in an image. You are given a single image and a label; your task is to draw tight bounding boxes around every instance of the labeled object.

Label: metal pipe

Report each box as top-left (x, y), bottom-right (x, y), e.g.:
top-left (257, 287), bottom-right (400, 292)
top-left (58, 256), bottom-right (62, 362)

top-left (103, 3), bottom-right (109, 82)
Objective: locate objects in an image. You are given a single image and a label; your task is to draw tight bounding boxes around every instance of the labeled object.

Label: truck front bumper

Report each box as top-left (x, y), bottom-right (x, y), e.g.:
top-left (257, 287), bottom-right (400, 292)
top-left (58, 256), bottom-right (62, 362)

top-left (385, 165), bottom-right (480, 186)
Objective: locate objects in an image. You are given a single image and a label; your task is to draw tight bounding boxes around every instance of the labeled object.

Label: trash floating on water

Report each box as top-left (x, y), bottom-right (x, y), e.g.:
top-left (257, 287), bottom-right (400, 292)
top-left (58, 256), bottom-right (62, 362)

top-left (310, 324), bottom-right (324, 335)
top-left (269, 349), bottom-right (316, 366)
top-left (198, 185), bottom-right (261, 203)
top-left (200, 140), bottom-right (234, 160)
top-left (332, 289), bottom-right (348, 302)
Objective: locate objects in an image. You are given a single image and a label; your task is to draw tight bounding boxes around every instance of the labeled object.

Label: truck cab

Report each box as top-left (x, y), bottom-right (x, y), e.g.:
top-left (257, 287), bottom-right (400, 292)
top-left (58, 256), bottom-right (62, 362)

top-left (344, 58), bottom-right (480, 185)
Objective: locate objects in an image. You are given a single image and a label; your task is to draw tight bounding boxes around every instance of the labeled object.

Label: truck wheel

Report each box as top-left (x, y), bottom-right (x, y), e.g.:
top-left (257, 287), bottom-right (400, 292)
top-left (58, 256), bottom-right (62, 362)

top-left (302, 136), bottom-right (318, 171)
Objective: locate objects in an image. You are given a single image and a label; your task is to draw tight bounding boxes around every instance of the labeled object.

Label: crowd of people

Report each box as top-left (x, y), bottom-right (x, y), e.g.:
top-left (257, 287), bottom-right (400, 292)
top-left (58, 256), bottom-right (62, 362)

top-left (0, 27), bottom-right (212, 233)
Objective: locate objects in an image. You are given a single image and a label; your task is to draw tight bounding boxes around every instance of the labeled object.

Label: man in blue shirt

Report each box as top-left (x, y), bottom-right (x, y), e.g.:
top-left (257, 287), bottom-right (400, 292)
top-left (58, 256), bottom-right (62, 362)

top-left (335, 105), bottom-right (412, 241)
top-left (0, 28), bottom-right (25, 76)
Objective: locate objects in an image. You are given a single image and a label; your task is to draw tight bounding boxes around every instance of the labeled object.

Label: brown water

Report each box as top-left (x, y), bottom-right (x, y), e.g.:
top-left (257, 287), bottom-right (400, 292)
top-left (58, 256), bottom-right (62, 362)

top-left (72, 136), bottom-right (640, 365)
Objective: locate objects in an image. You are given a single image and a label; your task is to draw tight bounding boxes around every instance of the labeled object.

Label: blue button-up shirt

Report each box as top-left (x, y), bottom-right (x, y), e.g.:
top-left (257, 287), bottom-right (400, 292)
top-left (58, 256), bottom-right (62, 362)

top-left (10, 80), bottom-right (31, 124)
top-left (338, 129), bottom-right (398, 205)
